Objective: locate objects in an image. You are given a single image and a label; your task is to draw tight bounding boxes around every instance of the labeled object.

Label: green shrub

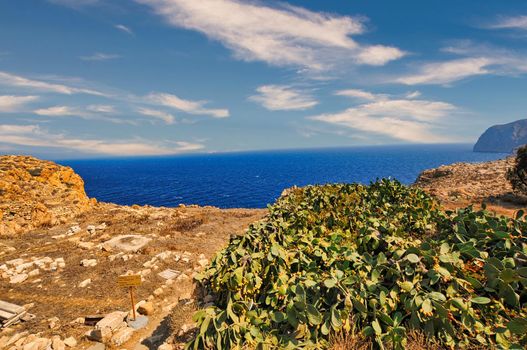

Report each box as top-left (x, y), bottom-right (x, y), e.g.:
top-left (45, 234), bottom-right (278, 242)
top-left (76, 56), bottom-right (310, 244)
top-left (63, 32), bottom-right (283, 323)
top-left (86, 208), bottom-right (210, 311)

top-left (507, 145), bottom-right (527, 195)
top-left (188, 180), bottom-right (527, 349)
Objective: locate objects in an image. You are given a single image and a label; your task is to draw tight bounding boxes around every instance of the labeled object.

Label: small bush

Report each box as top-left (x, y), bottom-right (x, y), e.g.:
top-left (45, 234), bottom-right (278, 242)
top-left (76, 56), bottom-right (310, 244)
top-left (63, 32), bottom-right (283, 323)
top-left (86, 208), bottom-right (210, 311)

top-left (507, 145), bottom-right (527, 195)
top-left (188, 180), bottom-right (527, 349)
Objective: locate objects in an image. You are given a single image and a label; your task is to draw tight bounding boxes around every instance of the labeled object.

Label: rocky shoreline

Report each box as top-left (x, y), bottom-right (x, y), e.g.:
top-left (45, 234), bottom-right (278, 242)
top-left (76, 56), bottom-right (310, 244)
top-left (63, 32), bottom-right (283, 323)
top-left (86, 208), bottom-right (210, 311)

top-left (0, 154), bottom-right (520, 349)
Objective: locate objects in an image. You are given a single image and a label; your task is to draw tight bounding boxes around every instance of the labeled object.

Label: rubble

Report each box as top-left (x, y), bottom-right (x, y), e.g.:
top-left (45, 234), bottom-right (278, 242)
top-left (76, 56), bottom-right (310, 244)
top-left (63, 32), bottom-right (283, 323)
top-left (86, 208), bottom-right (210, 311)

top-left (80, 259), bottom-right (97, 267)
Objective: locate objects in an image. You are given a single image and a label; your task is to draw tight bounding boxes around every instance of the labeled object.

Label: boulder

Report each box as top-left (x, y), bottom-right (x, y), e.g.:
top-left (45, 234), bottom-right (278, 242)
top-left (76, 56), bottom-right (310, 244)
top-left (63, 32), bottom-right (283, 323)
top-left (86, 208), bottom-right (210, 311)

top-left (137, 301), bottom-right (154, 316)
top-left (111, 327), bottom-right (134, 346)
top-left (63, 337), bottom-right (77, 347)
top-left (95, 311), bottom-right (127, 332)
top-left (51, 336), bottom-right (65, 350)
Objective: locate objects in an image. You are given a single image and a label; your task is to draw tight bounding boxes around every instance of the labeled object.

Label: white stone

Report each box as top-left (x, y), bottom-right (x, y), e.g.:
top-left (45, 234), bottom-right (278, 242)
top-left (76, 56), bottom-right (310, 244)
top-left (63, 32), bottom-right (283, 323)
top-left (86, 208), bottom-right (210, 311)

top-left (67, 225), bottom-right (81, 236)
top-left (78, 242), bottom-right (95, 250)
top-left (51, 336), bottom-right (65, 350)
top-left (6, 258), bottom-right (24, 266)
top-left (28, 269), bottom-right (40, 277)
top-left (10, 273), bottom-right (28, 284)
top-left (95, 311), bottom-right (127, 331)
top-left (111, 327), bottom-right (134, 346)
top-left (48, 316), bottom-right (60, 329)
top-left (80, 259), bottom-right (97, 267)
top-left (78, 278), bottom-right (92, 288)
top-left (103, 235), bottom-right (151, 253)
top-left (63, 337), bottom-right (77, 347)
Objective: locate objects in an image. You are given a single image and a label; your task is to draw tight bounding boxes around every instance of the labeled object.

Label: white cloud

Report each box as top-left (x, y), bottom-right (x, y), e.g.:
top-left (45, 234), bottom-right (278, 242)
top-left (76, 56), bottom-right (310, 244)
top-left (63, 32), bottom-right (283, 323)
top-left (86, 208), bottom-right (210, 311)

top-left (0, 124), bottom-right (203, 156)
top-left (80, 53), bottom-right (121, 61)
top-left (86, 105), bottom-right (116, 113)
top-left (488, 16), bottom-right (527, 30)
top-left (115, 24), bottom-right (134, 35)
top-left (33, 105), bottom-right (132, 124)
top-left (405, 91), bottom-right (421, 99)
top-left (34, 106), bottom-right (81, 117)
top-left (334, 89), bottom-right (381, 101)
top-left (135, 0), bottom-right (404, 71)
top-left (394, 57), bottom-right (493, 85)
top-left (0, 95), bottom-right (39, 112)
top-left (355, 45), bottom-right (406, 66)
top-left (249, 85), bottom-right (318, 111)
top-left (0, 71), bottom-right (105, 96)
top-left (137, 107), bottom-right (176, 124)
top-left (310, 89), bottom-right (456, 143)
top-left (147, 92), bottom-right (229, 118)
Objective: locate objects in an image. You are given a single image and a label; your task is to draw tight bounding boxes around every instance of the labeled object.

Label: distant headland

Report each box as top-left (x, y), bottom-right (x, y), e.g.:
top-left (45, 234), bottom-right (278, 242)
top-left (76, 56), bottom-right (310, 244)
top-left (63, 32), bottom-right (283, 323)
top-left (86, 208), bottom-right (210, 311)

top-left (474, 118), bottom-right (527, 153)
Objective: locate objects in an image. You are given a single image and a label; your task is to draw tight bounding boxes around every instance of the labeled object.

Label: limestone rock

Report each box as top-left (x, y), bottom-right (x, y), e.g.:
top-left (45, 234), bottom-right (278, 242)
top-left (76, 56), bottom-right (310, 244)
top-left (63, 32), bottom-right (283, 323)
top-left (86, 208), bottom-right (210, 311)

top-left (0, 155), bottom-right (95, 236)
top-left (51, 336), bottom-right (65, 350)
top-left (137, 301), bottom-right (154, 316)
top-left (102, 235), bottom-right (151, 253)
top-left (111, 327), bottom-right (134, 346)
top-left (95, 311), bottom-right (127, 331)
top-left (79, 278), bottom-right (92, 288)
top-left (62, 336), bottom-right (76, 347)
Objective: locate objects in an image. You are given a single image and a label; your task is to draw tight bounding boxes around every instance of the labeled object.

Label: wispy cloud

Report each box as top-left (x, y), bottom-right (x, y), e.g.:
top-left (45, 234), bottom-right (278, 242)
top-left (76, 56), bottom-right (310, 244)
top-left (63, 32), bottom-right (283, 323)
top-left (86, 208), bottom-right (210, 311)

top-left (0, 124), bottom-right (204, 156)
top-left (0, 71), bottom-right (106, 96)
top-left (147, 92), bottom-right (229, 118)
top-left (115, 24), bottom-right (134, 35)
top-left (395, 57), bottom-right (492, 85)
top-left (0, 95), bottom-right (39, 112)
top-left (135, 0), bottom-right (405, 71)
top-left (334, 89), bottom-right (381, 101)
top-left (137, 107), bottom-right (176, 124)
top-left (249, 85), bottom-right (318, 111)
top-left (80, 53), bottom-right (121, 61)
top-left (487, 15), bottom-right (527, 30)
top-left (405, 91), bottom-right (421, 99)
top-left (33, 105), bottom-right (132, 124)
top-left (310, 89), bottom-right (456, 143)
top-left (393, 40), bottom-right (527, 86)
top-left (86, 104), bottom-right (116, 113)
top-left (34, 106), bottom-right (83, 117)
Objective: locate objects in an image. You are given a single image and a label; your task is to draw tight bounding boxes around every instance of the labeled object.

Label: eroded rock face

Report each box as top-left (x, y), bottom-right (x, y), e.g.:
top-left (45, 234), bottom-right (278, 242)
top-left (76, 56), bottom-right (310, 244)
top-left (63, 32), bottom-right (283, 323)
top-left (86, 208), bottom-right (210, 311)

top-left (414, 157), bottom-right (514, 202)
top-left (0, 155), bottom-right (96, 235)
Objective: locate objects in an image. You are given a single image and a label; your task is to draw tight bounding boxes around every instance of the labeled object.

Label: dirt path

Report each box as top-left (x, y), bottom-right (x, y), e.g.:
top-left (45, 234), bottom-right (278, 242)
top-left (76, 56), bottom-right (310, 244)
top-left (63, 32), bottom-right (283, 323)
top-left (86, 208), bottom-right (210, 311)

top-left (1, 203), bottom-right (265, 349)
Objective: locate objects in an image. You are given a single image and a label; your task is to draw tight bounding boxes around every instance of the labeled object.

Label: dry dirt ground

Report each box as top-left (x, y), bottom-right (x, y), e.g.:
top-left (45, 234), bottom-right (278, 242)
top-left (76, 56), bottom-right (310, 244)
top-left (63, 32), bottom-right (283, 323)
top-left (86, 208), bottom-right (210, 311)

top-left (0, 203), bottom-right (264, 349)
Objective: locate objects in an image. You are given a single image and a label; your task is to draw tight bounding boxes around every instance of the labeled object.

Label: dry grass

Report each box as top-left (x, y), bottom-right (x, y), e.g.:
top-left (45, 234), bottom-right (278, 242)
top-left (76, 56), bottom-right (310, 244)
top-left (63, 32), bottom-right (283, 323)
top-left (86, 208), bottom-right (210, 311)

top-left (330, 330), bottom-right (444, 350)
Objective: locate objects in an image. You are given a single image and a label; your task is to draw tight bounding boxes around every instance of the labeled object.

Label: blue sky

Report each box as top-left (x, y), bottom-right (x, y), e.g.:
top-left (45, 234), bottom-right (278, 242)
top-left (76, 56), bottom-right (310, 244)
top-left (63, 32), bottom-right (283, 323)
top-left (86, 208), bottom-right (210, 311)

top-left (1, 0), bottom-right (527, 158)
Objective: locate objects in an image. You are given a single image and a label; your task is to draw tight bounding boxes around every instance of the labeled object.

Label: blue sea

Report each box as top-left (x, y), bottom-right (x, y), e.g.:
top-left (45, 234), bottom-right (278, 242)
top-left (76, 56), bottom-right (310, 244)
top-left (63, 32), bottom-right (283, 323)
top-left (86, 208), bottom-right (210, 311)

top-left (61, 144), bottom-right (507, 208)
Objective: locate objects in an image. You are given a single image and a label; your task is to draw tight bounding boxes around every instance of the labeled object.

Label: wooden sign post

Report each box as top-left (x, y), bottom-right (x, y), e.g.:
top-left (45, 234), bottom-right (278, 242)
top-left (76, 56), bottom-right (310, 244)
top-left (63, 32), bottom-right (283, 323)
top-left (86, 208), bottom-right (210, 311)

top-left (118, 275), bottom-right (142, 321)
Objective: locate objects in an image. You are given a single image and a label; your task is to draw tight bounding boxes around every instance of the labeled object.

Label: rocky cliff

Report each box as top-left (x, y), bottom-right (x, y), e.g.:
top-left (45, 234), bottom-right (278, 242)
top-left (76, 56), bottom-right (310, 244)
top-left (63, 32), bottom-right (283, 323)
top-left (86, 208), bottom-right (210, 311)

top-left (0, 155), bottom-right (95, 235)
top-left (414, 156), bottom-right (518, 216)
top-left (473, 119), bottom-right (527, 153)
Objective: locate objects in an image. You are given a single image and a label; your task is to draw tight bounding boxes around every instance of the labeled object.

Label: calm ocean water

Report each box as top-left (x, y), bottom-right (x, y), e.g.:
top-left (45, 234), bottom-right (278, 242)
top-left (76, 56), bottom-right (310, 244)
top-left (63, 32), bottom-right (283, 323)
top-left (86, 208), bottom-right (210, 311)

top-left (61, 144), bottom-right (507, 208)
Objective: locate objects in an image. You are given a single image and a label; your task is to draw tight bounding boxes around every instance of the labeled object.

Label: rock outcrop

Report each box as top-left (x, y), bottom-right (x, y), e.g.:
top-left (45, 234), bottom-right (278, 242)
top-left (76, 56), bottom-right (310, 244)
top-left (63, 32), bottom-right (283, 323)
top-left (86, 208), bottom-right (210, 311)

top-left (0, 155), bottom-right (95, 235)
top-left (414, 157), bottom-right (514, 206)
top-left (473, 119), bottom-right (527, 153)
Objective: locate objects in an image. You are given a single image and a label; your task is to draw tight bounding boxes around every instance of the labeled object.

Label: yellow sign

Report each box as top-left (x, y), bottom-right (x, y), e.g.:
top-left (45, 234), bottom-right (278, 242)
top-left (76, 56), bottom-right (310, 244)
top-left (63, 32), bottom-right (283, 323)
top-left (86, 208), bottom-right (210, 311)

top-left (118, 274), bottom-right (142, 287)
